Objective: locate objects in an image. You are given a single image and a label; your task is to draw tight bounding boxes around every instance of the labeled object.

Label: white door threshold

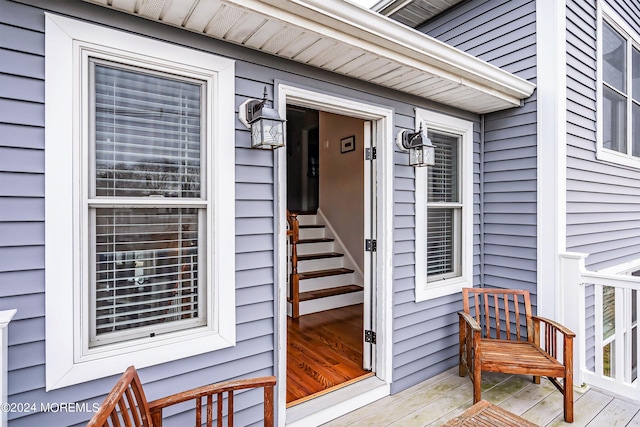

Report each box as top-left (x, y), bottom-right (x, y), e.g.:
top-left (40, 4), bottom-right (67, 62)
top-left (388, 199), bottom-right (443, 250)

top-left (285, 376), bottom-right (389, 426)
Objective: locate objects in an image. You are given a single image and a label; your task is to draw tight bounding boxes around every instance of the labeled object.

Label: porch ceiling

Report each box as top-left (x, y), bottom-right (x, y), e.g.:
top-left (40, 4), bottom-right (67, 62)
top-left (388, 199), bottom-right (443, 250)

top-left (83, 0), bottom-right (535, 114)
top-left (373, 0), bottom-right (466, 28)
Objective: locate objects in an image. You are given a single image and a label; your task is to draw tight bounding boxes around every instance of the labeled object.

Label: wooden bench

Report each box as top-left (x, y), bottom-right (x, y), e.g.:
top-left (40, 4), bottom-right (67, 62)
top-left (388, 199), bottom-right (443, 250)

top-left (458, 288), bottom-right (575, 423)
top-left (86, 366), bottom-right (276, 426)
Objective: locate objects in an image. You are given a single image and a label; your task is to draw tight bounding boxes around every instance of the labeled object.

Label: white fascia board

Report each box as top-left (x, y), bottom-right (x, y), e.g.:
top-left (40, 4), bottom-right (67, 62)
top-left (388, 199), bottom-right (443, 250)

top-left (229, 0), bottom-right (536, 106)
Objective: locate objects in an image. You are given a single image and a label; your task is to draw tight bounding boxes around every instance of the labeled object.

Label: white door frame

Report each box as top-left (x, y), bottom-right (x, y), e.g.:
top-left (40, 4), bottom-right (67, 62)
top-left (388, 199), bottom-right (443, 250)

top-left (275, 83), bottom-right (394, 426)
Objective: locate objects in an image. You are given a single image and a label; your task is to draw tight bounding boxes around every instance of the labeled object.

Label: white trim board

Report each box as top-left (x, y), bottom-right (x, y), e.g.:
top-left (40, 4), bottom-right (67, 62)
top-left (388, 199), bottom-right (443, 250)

top-left (536, 0), bottom-right (567, 321)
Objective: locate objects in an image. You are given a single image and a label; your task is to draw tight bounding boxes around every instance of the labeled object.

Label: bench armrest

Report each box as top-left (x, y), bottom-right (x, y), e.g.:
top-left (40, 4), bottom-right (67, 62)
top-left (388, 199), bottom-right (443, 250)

top-left (532, 316), bottom-right (575, 338)
top-left (148, 376), bottom-right (276, 426)
top-left (458, 311), bottom-right (481, 332)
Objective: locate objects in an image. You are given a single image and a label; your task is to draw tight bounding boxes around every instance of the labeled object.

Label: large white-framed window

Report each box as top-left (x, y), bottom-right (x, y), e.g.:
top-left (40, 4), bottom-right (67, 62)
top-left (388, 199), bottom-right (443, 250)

top-left (597, 3), bottom-right (640, 167)
top-left (45, 14), bottom-right (235, 390)
top-left (414, 109), bottom-right (473, 302)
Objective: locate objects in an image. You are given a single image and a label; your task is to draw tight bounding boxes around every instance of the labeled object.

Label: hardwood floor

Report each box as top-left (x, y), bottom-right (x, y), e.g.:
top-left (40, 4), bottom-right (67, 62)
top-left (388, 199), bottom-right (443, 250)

top-left (287, 304), bottom-right (372, 406)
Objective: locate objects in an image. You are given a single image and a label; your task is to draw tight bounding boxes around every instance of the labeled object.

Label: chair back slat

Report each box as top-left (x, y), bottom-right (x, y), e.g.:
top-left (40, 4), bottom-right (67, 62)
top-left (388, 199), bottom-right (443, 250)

top-left (503, 294), bottom-right (512, 339)
top-left (87, 366), bottom-right (152, 427)
top-left (462, 288), bottom-right (533, 342)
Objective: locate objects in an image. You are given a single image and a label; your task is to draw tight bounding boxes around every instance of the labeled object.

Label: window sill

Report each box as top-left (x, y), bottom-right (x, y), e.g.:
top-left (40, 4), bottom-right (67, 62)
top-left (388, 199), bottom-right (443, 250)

top-left (596, 147), bottom-right (640, 170)
top-left (415, 276), bottom-right (470, 302)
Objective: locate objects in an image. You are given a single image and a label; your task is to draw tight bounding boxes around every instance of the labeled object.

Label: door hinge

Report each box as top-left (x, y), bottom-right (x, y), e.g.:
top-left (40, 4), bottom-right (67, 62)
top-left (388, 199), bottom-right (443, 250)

top-left (365, 239), bottom-right (377, 252)
top-left (365, 147), bottom-right (377, 160)
top-left (365, 330), bottom-right (376, 344)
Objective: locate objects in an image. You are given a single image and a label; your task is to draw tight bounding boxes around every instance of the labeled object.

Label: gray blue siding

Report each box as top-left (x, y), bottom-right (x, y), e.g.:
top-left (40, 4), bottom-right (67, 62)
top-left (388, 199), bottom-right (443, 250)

top-left (419, 0), bottom-right (539, 300)
top-left (566, 0), bottom-right (640, 271)
top-left (0, 0), bottom-right (494, 422)
top-left (1, 1), bottom-right (275, 425)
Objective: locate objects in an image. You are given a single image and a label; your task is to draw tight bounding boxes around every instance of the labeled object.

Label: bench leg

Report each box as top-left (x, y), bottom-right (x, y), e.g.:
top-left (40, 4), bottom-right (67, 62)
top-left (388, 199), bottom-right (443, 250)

top-left (459, 317), bottom-right (467, 377)
top-left (533, 375), bottom-right (540, 384)
top-left (564, 376), bottom-right (574, 423)
top-left (473, 368), bottom-right (482, 403)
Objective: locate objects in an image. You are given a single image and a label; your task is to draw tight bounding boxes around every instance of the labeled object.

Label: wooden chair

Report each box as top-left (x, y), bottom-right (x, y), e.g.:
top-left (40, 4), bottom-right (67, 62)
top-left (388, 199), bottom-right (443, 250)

top-left (458, 288), bottom-right (575, 423)
top-left (86, 366), bottom-right (276, 427)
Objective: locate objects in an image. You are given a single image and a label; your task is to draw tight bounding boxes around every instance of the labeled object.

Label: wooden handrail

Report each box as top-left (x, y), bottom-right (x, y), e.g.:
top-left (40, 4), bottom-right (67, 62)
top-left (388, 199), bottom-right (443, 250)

top-left (286, 211), bottom-right (300, 318)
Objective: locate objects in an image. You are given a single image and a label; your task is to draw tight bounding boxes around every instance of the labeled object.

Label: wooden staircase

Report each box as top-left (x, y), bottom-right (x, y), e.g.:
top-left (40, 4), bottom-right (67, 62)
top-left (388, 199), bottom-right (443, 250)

top-left (287, 212), bottom-right (364, 318)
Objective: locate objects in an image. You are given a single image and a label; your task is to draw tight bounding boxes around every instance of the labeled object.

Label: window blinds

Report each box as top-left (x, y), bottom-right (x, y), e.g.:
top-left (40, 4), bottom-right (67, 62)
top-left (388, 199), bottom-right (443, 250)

top-left (90, 62), bottom-right (206, 345)
top-left (94, 63), bottom-right (202, 199)
top-left (426, 131), bottom-right (459, 277)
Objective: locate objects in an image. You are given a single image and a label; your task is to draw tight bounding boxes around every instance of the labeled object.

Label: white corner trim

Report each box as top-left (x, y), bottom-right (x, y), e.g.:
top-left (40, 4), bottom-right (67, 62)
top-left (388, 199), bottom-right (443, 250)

top-left (536, 0), bottom-right (567, 321)
top-left (414, 109), bottom-right (474, 302)
top-left (44, 13), bottom-right (236, 390)
top-left (0, 309), bottom-right (16, 427)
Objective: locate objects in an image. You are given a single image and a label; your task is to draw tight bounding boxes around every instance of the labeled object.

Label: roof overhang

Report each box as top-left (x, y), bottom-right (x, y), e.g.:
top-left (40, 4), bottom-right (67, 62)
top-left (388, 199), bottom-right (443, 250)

top-left (83, 0), bottom-right (535, 114)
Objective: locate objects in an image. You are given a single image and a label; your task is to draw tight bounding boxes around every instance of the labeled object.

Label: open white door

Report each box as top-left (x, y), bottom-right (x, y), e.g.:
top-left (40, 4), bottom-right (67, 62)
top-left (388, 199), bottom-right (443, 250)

top-left (363, 120), bottom-right (376, 371)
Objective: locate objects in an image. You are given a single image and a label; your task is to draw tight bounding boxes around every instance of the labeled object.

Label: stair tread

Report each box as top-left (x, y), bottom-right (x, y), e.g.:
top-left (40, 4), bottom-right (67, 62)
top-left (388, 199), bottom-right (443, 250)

top-left (299, 224), bottom-right (325, 229)
top-left (298, 252), bottom-right (344, 261)
top-left (298, 267), bottom-right (354, 280)
top-left (299, 285), bottom-right (363, 302)
top-left (298, 237), bottom-right (334, 244)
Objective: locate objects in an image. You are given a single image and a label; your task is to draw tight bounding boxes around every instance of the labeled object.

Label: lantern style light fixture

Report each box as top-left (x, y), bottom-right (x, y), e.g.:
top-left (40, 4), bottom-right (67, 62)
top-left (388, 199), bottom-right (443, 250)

top-left (395, 124), bottom-right (436, 167)
top-left (239, 87), bottom-right (286, 149)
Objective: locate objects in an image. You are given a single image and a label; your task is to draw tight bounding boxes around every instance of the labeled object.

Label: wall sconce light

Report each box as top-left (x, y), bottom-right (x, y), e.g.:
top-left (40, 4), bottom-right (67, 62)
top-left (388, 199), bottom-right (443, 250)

top-left (239, 87), bottom-right (286, 149)
top-left (395, 124), bottom-right (435, 167)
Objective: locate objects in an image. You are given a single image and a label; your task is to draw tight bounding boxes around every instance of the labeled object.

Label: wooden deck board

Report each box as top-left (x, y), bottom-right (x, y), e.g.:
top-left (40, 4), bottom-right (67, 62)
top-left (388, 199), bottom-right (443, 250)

top-left (322, 368), bottom-right (640, 427)
top-left (587, 397), bottom-right (640, 426)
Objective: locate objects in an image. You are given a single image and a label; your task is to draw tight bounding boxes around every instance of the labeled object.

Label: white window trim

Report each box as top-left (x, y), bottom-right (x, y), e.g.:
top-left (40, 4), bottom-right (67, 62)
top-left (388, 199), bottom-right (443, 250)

top-left (45, 14), bottom-right (236, 390)
top-left (596, 2), bottom-right (640, 168)
top-left (414, 109), bottom-right (473, 302)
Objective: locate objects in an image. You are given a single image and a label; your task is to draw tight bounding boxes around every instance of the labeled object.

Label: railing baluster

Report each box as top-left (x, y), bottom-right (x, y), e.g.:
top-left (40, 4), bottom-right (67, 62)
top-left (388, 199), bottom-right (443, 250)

top-left (287, 211), bottom-right (300, 318)
top-left (206, 394), bottom-right (213, 427)
top-left (196, 396), bottom-right (202, 426)
top-left (615, 286), bottom-right (625, 383)
top-left (217, 392), bottom-right (223, 427)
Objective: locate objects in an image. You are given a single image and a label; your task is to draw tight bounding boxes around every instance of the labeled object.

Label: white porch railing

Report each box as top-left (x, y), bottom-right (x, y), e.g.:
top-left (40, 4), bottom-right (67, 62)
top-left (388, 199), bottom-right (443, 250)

top-left (563, 253), bottom-right (639, 401)
top-left (0, 309), bottom-right (17, 427)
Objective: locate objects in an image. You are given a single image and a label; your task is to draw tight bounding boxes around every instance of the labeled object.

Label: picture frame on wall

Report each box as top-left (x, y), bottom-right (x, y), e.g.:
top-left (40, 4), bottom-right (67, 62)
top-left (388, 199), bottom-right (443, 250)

top-left (340, 135), bottom-right (355, 153)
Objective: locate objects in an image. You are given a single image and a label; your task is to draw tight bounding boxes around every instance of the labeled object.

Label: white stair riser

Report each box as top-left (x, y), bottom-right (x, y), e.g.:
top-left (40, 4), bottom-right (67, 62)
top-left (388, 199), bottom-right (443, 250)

top-left (297, 257), bottom-right (344, 273)
top-left (298, 227), bottom-right (325, 240)
top-left (287, 291), bottom-right (364, 316)
top-left (297, 241), bottom-right (334, 255)
top-left (295, 215), bottom-right (317, 226)
top-left (299, 273), bottom-right (356, 292)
